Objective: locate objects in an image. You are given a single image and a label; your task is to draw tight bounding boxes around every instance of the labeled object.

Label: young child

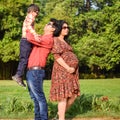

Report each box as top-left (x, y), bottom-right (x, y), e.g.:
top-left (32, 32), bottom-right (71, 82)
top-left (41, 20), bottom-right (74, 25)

top-left (12, 4), bottom-right (40, 87)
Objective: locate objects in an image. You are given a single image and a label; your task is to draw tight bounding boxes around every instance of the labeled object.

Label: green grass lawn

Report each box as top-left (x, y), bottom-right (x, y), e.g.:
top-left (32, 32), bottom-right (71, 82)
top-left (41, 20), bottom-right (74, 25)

top-left (0, 79), bottom-right (120, 119)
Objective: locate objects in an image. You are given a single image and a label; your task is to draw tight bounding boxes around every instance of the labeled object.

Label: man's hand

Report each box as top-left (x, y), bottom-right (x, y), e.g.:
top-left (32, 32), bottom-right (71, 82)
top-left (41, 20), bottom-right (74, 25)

top-left (34, 34), bottom-right (41, 42)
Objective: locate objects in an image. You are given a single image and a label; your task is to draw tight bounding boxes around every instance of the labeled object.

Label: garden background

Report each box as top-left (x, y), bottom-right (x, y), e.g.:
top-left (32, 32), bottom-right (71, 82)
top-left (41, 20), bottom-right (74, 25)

top-left (0, 79), bottom-right (120, 119)
top-left (0, 0), bottom-right (120, 80)
top-left (0, 0), bottom-right (120, 119)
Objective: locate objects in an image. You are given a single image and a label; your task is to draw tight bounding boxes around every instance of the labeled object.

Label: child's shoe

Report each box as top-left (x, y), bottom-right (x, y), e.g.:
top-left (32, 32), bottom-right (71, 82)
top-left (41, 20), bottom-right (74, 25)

top-left (12, 75), bottom-right (26, 87)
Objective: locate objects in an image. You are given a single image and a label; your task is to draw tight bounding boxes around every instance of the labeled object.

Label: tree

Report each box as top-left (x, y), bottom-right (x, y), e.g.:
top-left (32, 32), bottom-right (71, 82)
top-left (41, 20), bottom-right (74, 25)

top-left (0, 0), bottom-right (42, 79)
top-left (0, 0), bottom-right (120, 79)
top-left (72, 0), bottom-right (120, 77)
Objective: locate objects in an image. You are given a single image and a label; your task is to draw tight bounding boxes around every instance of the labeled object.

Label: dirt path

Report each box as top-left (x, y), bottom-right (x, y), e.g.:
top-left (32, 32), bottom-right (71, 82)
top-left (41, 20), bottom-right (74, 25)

top-left (0, 118), bottom-right (120, 120)
top-left (71, 117), bottom-right (120, 120)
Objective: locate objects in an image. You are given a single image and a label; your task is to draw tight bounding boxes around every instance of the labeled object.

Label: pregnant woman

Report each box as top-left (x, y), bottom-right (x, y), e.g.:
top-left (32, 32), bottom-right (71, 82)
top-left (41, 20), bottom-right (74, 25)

top-left (50, 20), bottom-right (80, 120)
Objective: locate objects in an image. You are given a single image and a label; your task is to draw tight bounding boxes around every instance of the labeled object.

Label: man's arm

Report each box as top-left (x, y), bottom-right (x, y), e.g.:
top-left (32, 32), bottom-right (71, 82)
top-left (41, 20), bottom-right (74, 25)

top-left (26, 32), bottom-right (42, 46)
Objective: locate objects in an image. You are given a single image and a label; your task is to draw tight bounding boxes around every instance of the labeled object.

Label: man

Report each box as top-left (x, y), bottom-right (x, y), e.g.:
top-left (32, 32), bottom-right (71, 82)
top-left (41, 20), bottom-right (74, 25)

top-left (26, 18), bottom-right (57, 120)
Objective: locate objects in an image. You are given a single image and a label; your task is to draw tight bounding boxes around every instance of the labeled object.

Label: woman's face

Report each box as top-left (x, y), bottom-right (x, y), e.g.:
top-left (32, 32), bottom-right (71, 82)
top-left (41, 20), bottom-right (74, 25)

top-left (60, 23), bottom-right (69, 36)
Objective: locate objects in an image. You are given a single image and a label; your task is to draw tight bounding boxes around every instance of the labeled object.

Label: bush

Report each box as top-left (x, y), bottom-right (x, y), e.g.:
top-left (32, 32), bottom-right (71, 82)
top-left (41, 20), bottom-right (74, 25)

top-left (80, 73), bottom-right (105, 79)
top-left (0, 95), bottom-right (120, 119)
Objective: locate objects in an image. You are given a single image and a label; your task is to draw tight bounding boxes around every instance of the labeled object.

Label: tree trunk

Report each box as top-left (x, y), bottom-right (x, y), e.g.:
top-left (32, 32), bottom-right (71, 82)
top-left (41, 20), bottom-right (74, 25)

top-left (31, 0), bottom-right (34, 4)
top-left (86, 0), bottom-right (91, 11)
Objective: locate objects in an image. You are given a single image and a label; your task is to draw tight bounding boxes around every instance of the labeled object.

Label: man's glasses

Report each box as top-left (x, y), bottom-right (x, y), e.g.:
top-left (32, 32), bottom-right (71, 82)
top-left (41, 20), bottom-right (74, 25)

top-left (35, 11), bottom-right (39, 14)
top-left (47, 22), bottom-right (55, 28)
top-left (62, 26), bottom-right (70, 30)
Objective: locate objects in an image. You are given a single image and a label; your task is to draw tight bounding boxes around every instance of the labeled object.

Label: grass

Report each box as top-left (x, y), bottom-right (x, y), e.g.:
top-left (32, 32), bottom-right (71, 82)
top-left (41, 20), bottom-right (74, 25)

top-left (0, 79), bottom-right (120, 119)
top-left (80, 79), bottom-right (120, 97)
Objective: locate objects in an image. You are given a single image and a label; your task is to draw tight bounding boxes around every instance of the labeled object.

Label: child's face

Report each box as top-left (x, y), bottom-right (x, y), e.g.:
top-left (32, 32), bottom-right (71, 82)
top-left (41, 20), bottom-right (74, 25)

top-left (31, 11), bottom-right (39, 17)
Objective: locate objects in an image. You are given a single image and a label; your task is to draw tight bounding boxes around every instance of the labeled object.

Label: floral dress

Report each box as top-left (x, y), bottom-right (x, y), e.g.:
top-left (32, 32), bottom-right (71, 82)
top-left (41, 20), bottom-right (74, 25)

top-left (50, 37), bottom-right (80, 101)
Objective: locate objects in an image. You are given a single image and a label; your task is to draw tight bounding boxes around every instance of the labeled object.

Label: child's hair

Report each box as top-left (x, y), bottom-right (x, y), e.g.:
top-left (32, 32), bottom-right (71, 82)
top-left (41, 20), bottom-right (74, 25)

top-left (27, 4), bottom-right (40, 13)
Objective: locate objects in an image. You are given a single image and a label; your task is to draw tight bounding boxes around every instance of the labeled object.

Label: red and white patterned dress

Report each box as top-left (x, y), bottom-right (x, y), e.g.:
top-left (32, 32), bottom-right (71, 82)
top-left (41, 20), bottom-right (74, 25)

top-left (50, 37), bottom-right (80, 101)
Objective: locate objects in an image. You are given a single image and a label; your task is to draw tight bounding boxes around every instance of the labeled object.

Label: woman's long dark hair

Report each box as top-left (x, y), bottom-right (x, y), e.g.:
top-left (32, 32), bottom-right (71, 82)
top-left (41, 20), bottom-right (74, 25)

top-left (53, 20), bottom-right (70, 41)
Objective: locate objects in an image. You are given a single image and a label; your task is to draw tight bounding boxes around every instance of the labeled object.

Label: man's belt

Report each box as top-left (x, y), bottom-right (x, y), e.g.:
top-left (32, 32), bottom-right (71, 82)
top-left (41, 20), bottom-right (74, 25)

top-left (28, 66), bottom-right (44, 70)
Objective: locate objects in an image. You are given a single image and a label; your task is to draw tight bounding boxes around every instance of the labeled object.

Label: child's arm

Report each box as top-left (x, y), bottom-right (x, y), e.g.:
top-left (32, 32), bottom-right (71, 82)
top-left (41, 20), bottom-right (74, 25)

top-left (26, 14), bottom-right (40, 42)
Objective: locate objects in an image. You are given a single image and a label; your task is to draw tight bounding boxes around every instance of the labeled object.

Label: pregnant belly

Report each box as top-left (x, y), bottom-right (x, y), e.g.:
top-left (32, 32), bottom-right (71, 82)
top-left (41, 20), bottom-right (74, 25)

top-left (62, 52), bottom-right (79, 68)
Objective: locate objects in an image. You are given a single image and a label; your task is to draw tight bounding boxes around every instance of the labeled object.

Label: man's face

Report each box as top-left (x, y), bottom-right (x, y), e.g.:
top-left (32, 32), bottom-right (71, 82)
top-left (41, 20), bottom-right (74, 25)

top-left (44, 22), bottom-right (55, 33)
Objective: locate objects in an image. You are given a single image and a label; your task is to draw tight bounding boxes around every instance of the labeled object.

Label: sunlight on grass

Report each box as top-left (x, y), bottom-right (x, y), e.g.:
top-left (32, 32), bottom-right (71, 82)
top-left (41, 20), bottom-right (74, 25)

top-left (0, 79), bottom-right (120, 119)
top-left (80, 79), bottom-right (120, 97)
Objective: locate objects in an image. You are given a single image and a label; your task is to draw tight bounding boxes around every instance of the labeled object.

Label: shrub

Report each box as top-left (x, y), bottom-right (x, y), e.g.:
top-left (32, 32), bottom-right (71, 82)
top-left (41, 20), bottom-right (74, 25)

top-left (0, 95), bottom-right (120, 118)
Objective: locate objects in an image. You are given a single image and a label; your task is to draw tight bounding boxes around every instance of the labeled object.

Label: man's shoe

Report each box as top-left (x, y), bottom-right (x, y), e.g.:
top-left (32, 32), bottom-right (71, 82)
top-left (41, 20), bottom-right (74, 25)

top-left (12, 75), bottom-right (26, 87)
